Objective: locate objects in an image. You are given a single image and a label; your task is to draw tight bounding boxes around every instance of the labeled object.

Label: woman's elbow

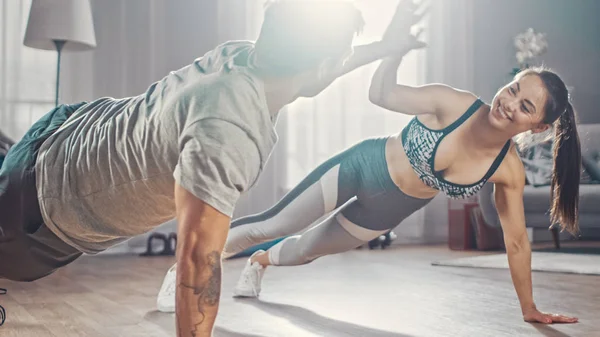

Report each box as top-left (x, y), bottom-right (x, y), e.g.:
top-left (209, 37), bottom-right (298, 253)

top-left (368, 85), bottom-right (383, 105)
top-left (369, 88), bottom-right (393, 110)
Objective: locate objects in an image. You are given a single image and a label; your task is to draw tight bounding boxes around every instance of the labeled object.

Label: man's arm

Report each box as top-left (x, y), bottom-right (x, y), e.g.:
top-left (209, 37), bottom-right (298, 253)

top-left (175, 183), bottom-right (230, 337)
top-left (298, 41), bottom-right (392, 96)
top-left (493, 154), bottom-right (578, 324)
top-left (336, 42), bottom-right (393, 78)
top-left (301, 39), bottom-right (426, 98)
top-left (304, 0), bottom-right (428, 94)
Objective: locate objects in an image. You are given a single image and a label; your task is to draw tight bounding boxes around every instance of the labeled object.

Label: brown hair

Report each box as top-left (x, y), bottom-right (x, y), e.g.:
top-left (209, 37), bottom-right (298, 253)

top-left (516, 67), bottom-right (580, 235)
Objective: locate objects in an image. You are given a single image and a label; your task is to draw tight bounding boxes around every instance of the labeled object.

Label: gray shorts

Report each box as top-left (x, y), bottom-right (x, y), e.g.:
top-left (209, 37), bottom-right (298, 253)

top-left (0, 103), bottom-right (84, 281)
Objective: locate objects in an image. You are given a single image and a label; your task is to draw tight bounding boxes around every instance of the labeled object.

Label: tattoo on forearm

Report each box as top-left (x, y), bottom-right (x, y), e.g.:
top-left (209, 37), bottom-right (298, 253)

top-left (180, 251), bottom-right (222, 337)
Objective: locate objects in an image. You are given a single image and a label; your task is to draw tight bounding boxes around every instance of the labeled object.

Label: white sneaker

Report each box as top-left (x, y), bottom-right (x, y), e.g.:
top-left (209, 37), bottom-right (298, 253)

top-left (157, 263), bottom-right (177, 313)
top-left (222, 248), bottom-right (236, 260)
top-left (232, 250), bottom-right (266, 298)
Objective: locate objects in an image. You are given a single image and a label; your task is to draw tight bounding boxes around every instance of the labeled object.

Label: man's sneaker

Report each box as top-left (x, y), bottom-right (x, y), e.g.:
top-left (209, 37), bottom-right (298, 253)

top-left (156, 264), bottom-right (177, 313)
top-left (232, 250), bottom-right (266, 298)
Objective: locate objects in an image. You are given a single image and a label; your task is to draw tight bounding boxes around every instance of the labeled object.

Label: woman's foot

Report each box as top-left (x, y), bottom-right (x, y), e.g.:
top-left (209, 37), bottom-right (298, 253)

top-left (232, 250), bottom-right (268, 298)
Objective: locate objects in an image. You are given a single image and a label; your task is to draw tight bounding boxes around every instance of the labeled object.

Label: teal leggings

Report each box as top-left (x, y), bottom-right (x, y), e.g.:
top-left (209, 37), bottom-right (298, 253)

top-left (224, 137), bottom-right (433, 265)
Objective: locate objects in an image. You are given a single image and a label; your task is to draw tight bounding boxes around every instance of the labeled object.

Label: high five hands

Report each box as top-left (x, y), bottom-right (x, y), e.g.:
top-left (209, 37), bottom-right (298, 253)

top-left (380, 0), bottom-right (428, 56)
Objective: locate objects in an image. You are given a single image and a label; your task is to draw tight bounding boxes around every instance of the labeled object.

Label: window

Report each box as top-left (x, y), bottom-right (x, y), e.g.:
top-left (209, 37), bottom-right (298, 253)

top-left (0, 0), bottom-right (56, 140)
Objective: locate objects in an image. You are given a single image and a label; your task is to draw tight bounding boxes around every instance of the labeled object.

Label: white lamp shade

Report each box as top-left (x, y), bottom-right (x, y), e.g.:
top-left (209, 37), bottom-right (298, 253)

top-left (23, 0), bottom-right (97, 51)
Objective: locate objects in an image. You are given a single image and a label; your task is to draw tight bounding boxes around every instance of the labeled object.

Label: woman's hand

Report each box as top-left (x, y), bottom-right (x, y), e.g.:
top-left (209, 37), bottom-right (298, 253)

top-left (492, 164), bottom-right (578, 326)
top-left (380, 0), bottom-right (428, 56)
top-left (384, 0), bottom-right (427, 38)
top-left (523, 307), bottom-right (579, 324)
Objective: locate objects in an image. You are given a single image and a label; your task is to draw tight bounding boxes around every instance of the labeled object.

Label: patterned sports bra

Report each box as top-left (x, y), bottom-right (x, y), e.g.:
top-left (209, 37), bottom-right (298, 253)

top-left (401, 98), bottom-right (511, 199)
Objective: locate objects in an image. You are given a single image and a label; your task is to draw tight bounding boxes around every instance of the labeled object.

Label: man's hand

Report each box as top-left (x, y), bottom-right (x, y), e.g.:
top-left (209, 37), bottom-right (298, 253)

top-left (175, 183), bottom-right (231, 337)
top-left (523, 307), bottom-right (579, 324)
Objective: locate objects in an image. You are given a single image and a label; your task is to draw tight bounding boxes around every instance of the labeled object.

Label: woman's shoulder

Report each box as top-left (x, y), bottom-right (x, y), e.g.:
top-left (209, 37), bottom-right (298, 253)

top-left (434, 88), bottom-right (482, 126)
top-left (489, 142), bottom-right (526, 189)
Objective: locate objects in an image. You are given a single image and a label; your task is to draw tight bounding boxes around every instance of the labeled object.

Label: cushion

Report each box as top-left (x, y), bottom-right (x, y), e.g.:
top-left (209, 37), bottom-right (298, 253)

top-left (523, 184), bottom-right (600, 214)
top-left (519, 141), bottom-right (553, 186)
top-left (581, 164), bottom-right (597, 184)
top-left (582, 151), bottom-right (600, 182)
top-left (520, 140), bottom-right (600, 186)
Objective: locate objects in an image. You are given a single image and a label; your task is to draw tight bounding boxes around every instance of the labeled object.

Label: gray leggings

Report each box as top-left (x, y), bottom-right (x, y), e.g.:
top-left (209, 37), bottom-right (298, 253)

top-left (224, 137), bottom-right (433, 266)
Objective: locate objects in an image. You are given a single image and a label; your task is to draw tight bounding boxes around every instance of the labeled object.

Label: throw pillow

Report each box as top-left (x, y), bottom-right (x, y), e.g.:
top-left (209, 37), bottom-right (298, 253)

top-left (518, 140), bottom-right (553, 186)
top-left (582, 151), bottom-right (600, 183)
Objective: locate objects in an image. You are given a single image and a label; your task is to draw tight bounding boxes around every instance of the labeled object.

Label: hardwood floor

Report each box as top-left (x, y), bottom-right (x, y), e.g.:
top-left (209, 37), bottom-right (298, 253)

top-left (1, 244), bottom-right (598, 337)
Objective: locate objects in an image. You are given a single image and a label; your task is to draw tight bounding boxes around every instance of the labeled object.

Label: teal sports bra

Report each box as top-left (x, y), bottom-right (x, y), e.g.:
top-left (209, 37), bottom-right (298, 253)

top-left (401, 98), bottom-right (511, 199)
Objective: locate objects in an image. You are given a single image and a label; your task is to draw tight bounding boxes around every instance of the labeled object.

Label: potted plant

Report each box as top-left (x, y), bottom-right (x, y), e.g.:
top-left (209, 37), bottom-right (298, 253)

top-left (511, 28), bottom-right (548, 76)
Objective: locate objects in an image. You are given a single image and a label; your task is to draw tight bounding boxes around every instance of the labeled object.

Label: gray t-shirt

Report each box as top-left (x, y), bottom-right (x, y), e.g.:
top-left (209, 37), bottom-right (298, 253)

top-left (35, 41), bottom-right (277, 254)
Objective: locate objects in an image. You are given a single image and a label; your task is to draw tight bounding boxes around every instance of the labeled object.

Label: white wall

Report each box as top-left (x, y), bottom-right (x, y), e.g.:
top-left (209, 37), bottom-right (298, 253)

top-left (62, 0), bottom-right (219, 103)
top-left (472, 0), bottom-right (600, 123)
top-left (404, 0), bottom-right (600, 245)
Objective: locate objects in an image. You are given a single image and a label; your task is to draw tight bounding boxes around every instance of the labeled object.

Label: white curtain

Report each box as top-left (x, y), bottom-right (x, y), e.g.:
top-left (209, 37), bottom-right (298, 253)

top-left (0, 0), bottom-right (56, 141)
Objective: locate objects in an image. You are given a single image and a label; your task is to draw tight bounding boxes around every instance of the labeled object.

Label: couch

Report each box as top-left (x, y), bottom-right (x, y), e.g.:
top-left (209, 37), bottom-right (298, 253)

top-left (478, 123), bottom-right (600, 249)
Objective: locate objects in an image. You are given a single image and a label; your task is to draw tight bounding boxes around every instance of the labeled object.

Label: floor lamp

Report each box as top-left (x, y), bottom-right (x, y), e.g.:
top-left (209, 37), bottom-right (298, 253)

top-left (23, 0), bottom-right (96, 107)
